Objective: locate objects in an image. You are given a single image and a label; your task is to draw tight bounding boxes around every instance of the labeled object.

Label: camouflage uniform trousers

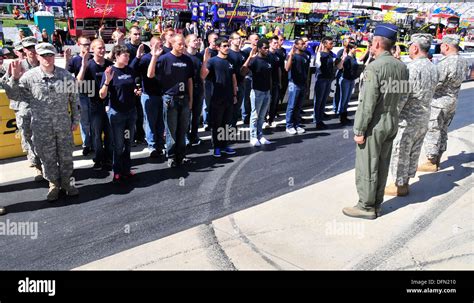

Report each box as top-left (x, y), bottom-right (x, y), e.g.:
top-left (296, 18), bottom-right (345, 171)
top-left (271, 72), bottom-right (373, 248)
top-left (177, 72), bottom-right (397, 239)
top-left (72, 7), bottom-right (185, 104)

top-left (14, 108), bottom-right (41, 167)
top-left (424, 105), bottom-right (456, 159)
top-left (390, 121), bottom-right (429, 186)
top-left (32, 122), bottom-right (74, 184)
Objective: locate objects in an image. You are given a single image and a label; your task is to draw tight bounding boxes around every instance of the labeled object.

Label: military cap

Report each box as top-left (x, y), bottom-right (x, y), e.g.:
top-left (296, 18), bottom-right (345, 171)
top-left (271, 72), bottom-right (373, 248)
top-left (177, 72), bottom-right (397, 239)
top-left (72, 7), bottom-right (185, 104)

top-left (13, 41), bottom-right (24, 51)
top-left (22, 36), bottom-right (38, 48)
top-left (408, 33), bottom-right (433, 46)
top-left (35, 43), bottom-right (56, 55)
top-left (442, 34), bottom-right (460, 46)
top-left (374, 23), bottom-right (398, 41)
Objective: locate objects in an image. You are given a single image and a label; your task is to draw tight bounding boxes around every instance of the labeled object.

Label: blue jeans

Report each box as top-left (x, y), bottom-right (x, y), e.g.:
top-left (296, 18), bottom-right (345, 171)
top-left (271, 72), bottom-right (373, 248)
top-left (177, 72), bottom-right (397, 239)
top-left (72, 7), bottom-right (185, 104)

top-left (141, 93), bottom-right (165, 151)
top-left (107, 107), bottom-right (137, 174)
top-left (79, 94), bottom-right (92, 148)
top-left (241, 77), bottom-right (252, 123)
top-left (202, 80), bottom-right (213, 125)
top-left (337, 78), bottom-right (355, 115)
top-left (332, 75), bottom-right (342, 113)
top-left (231, 81), bottom-right (245, 127)
top-left (163, 95), bottom-right (190, 161)
top-left (90, 101), bottom-right (113, 164)
top-left (268, 83), bottom-right (280, 123)
top-left (250, 89), bottom-right (271, 140)
top-left (189, 86), bottom-right (204, 140)
top-left (313, 78), bottom-right (332, 123)
top-left (285, 82), bottom-right (306, 129)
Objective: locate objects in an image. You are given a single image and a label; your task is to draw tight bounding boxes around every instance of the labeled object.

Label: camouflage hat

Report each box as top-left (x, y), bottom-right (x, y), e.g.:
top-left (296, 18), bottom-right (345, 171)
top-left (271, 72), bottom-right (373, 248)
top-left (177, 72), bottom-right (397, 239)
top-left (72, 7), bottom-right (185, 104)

top-left (13, 41), bottom-right (23, 51)
top-left (22, 36), bottom-right (38, 48)
top-left (35, 43), bottom-right (56, 55)
top-left (408, 33), bottom-right (433, 46)
top-left (442, 34), bottom-right (461, 46)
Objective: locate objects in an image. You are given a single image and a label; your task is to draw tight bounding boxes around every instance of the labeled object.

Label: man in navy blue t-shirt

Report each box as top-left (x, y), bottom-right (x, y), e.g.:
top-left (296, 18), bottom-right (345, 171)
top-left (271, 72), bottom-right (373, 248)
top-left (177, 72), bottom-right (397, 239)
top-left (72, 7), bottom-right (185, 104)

top-left (241, 38), bottom-right (273, 146)
top-left (67, 36), bottom-right (92, 156)
top-left (285, 38), bottom-right (310, 135)
top-left (267, 36), bottom-right (282, 127)
top-left (201, 37), bottom-right (238, 157)
top-left (148, 34), bottom-right (194, 167)
top-left (136, 37), bottom-right (165, 158)
top-left (200, 32), bottom-right (218, 128)
top-left (76, 38), bottom-right (114, 170)
top-left (313, 36), bottom-right (338, 130)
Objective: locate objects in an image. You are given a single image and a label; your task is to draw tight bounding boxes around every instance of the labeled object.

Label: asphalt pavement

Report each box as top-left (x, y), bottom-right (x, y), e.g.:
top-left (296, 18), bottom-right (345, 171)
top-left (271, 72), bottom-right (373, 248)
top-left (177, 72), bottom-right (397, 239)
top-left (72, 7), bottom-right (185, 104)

top-left (0, 83), bottom-right (473, 270)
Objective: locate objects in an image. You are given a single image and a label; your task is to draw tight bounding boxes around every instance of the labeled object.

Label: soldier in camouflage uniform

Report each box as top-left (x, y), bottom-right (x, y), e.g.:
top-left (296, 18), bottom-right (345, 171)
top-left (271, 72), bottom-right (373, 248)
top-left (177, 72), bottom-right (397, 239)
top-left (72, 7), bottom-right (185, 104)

top-left (418, 35), bottom-right (470, 172)
top-left (342, 24), bottom-right (409, 220)
top-left (10, 43), bottom-right (80, 201)
top-left (385, 34), bottom-right (438, 196)
top-left (1, 37), bottom-right (43, 181)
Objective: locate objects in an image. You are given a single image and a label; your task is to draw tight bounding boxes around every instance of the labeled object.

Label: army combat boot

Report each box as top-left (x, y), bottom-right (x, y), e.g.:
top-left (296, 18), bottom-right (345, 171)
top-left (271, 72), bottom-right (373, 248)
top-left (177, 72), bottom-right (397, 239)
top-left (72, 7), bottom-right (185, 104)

top-left (61, 179), bottom-right (79, 196)
top-left (47, 181), bottom-right (61, 201)
top-left (417, 157), bottom-right (438, 172)
top-left (34, 165), bottom-right (44, 182)
top-left (384, 183), bottom-right (409, 196)
top-left (342, 205), bottom-right (376, 220)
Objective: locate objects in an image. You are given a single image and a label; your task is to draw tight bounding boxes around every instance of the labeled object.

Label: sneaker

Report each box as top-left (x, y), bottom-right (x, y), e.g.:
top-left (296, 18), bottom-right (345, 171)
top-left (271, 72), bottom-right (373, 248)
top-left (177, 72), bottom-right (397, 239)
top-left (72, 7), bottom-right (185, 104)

top-left (181, 157), bottom-right (192, 165)
top-left (259, 137), bottom-right (272, 145)
top-left (286, 128), bottom-right (297, 135)
top-left (250, 138), bottom-right (261, 146)
top-left (0, 207), bottom-right (6, 216)
top-left (222, 147), bottom-right (236, 155)
top-left (315, 122), bottom-right (328, 130)
top-left (92, 162), bottom-right (102, 171)
top-left (112, 173), bottom-right (121, 183)
top-left (263, 122), bottom-right (269, 129)
top-left (167, 159), bottom-right (177, 168)
top-left (204, 125), bottom-right (211, 131)
top-left (190, 138), bottom-right (201, 146)
top-left (122, 171), bottom-right (136, 179)
top-left (149, 149), bottom-right (161, 158)
top-left (295, 127), bottom-right (305, 134)
top-left (213, 148), bottom-right (222, 158)
top-left (82, 146), bottom-right (91, 156)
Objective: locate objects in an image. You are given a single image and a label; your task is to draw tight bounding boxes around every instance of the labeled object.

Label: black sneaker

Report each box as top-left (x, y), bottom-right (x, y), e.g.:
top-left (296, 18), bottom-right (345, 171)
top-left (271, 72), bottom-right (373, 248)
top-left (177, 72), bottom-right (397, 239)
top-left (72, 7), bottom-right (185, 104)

top-left (190, 138), bottom-right (201, 146)
top-left (180, 157), bottom-right (192, 165)
top-left (167, 159), bottom-right (177, 168)
top-left (102, 160), bottom-right (113, 171)
top-left (112, 174), bottom-right (121, 184)
top-left (92, 162), bottom-right (102, 171)
top-left (82, 146), bottom-right (91, 156)
top-left (316, 122), bottom-right (328, 130)
top-left (150, 149), bottom-right (161, 158)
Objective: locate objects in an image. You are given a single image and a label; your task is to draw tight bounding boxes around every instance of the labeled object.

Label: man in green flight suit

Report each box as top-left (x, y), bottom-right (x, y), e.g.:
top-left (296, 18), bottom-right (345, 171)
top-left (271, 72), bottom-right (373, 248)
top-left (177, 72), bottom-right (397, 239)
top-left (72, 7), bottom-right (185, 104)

top-left (343, 23), bottom-right (409, 220)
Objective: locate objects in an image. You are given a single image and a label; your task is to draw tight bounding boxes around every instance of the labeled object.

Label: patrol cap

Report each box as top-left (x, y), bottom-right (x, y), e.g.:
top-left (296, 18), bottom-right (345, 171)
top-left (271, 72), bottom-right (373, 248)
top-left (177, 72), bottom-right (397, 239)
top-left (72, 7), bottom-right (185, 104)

top-left (442, 34), bottom-right (460, 46)
top-left (22, 36), bottom-right (38, 48)
top-left (408, 33), bottom-right (433, 46)
top-left (408, 33), bottom-right (432, 52)
top-left (35, 43), bottom-right (57, 55)
top-left (374, 23), bottom-right (398, 41)
top-left (14, 41), bottom-right (23, 51)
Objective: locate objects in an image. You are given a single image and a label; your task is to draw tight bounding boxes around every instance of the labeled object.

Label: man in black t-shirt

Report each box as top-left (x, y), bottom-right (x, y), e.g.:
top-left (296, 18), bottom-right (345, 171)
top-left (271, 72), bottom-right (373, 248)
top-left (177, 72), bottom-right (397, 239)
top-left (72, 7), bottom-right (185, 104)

top-left (201, 37), bottom-right (238, 157)
top-left (241, 33), bottom-right (259, 125)
top-left (333, 37), bottom-right (355, 114)
top-left (241, 39), bottom-right (273, 146)
top-left (267, 36), bottom-right (282, 127)
top-left (277, 34), bottom-right (288, 107)
top-left (201, 32), bottom-right (218, 128)
top-left (185, 34), bottom-right (205, 146)
top-left (147, 34), bottom-right (194, 167)
top-left (228, 32), bottom-right (247, 128)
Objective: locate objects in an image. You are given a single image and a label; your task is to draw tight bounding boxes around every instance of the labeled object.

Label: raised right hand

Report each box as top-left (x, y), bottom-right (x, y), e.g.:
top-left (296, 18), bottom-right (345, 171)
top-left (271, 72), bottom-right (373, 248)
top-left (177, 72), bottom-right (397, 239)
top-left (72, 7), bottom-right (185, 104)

top-left (104, 66), bottom-right (114, 84)
top-left (10, 60), bottom-right (23, 80)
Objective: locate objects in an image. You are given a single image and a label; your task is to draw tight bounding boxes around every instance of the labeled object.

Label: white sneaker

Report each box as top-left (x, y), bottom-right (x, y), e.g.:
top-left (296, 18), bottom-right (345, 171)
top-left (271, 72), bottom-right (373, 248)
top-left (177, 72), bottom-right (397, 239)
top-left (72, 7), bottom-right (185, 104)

top-left (286, 128), bottom-right (297, 135)
top-left (263, 122), bottom-right (269, 129)
top-left (259, 137), bottom-right (272, 145)
top-left (250, 138), bottom-right (261, 146)
top-left (295, 127), bottom-right (305, 134)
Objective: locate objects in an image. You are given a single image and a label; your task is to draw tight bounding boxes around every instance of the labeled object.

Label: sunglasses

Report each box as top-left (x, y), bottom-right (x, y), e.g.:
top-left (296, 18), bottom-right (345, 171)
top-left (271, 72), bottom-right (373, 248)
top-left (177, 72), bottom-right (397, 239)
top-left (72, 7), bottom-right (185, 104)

top-left (40, 53), bottom-right (55, 58)
top-left (220, 44), bottom-right (229, 48)
top-left (81, 43), bottom-right (91, 46)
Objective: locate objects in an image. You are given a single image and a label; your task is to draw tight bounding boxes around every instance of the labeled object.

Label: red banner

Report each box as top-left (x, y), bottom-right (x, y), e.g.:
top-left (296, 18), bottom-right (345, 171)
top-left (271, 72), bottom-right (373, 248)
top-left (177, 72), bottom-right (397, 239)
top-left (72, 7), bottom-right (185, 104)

top-left (162, 0), bottom-right (188, 10)
top-left (72, 0), bottom-right (127, 19)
